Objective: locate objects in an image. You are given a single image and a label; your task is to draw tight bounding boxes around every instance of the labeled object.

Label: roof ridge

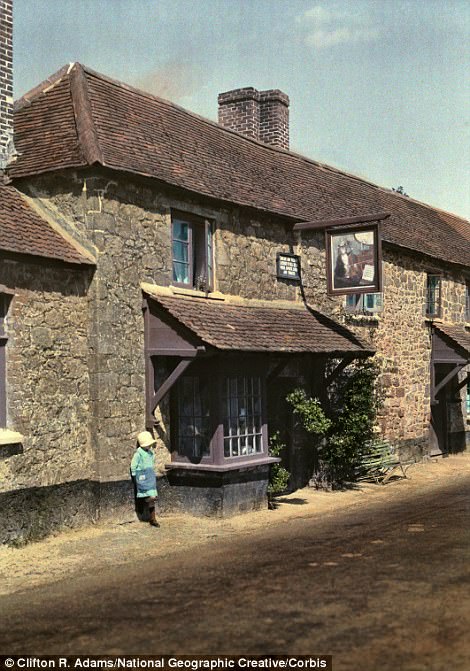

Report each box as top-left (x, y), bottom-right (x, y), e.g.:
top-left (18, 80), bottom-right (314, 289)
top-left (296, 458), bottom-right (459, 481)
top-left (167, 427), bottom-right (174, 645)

top-left (14, 63), bottom-right (74, 111)
top-left (69, 63), bottom-right (104, 165)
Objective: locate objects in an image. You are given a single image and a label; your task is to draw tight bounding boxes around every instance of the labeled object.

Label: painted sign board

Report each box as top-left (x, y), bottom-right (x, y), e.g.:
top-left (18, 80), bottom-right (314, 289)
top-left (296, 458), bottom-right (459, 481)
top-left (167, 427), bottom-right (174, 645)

top-left (326, 224), bottom-right (382, 295)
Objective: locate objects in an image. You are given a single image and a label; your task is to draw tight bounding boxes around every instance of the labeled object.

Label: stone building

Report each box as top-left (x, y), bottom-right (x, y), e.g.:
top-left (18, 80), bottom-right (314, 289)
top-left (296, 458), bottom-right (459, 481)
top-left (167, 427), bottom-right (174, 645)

top-left (0, 13), bottom-right (468, 541)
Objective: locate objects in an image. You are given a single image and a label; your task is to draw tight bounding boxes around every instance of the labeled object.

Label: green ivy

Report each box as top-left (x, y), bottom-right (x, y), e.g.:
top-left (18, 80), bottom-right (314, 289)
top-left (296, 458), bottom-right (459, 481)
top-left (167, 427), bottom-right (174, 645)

top-left (286, 389), bottom-right (332, 435)
top-left (267, 431), bottom-right (290, 496)
top-left (287, 359), bottom-right (383, 487)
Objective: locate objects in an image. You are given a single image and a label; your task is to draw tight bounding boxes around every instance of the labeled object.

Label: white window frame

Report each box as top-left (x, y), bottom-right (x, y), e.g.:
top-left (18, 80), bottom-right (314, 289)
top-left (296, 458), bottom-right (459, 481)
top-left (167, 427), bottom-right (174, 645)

top-left (344, 292), bottom-right (383, 314)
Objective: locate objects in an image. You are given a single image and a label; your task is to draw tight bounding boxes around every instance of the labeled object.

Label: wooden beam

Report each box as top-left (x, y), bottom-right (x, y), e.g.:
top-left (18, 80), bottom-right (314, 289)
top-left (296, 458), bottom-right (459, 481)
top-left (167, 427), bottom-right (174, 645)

top-left (455, 371), bottom-right (470, 392)
top-left (325, 357), bottom-right (353, 387)
top-left (152, 358), bottom-right (193, 412)
top-left (146, 348), bottom-right (201, 357)
top-left (267, 359), bottom-right (290, 380)
top-left (293, 212), bottom-right (390, 232)
top-left (433, 363), bottom-right (465, 401)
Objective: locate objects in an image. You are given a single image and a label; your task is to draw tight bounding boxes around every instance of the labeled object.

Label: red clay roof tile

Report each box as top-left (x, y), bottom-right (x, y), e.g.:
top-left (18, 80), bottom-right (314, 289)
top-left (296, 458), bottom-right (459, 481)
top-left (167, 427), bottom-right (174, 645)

top-left (0, 184), bottom-right (91, 264)
top-left (149, 293), bottom-right (373, 355)
top-left (9, 63), bottom-right (470, 269)
top-left (435, 325), bottom-right (470, 356)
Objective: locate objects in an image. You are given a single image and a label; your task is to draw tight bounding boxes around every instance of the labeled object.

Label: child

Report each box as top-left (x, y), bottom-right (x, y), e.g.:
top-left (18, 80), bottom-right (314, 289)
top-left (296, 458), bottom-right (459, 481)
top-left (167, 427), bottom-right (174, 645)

top-left (130, 431), bottom-right (160, 527)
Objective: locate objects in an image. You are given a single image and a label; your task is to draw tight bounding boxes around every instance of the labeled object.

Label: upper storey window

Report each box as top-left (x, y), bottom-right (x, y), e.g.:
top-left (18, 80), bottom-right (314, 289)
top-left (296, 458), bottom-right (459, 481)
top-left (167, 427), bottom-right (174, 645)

top-left (171, 212), bottom-right (214, 292)
top-left (345, 292), bottom-right (383, 314)
top-left (426, 274), bottom-right (442, 318)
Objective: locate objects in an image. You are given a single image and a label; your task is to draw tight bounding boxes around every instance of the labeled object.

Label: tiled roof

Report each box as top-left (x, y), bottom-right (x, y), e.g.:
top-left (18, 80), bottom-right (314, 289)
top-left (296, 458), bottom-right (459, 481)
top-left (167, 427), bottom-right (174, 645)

top-left (0, 184), bottom-right (91, 264)
top-left (435, 325), bottom-right (470, 357)
top-left (10, 63), bottom-right (470, 268)
top-left (146, 292), bottom-right (373, 355)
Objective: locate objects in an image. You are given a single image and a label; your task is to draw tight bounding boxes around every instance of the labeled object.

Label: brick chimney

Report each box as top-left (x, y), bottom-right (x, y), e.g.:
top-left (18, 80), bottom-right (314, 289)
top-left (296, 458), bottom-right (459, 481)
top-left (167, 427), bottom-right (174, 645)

top-left (0, 0), bottom-right (16, 171)
top-left (217, 87), bottom-right (260, 141)
top-left (259, 90), bottom-right (289, 151)
top-left (218, 86), bottom-right (290, 150)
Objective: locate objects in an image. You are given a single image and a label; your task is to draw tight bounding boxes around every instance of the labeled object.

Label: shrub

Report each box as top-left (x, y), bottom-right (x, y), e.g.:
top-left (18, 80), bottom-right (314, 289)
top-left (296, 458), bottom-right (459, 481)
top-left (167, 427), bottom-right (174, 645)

top-left (267, 431), bottom-right (290, 498)
top-left (286, 389), bottom-right (332, 435)
top-left (287, 359), bottom-right (382, 487)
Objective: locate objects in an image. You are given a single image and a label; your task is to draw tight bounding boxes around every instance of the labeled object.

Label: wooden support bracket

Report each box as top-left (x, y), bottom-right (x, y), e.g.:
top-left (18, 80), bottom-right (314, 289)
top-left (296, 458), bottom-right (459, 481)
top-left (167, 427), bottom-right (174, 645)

top-left (325, 357), bottom-right (353, 387)
top-left (267, 359), bottom-right (290, 380)
top-left (151, 358), bottom-right (193, 413)
top-left (432, 363), bottom-right (466, 403)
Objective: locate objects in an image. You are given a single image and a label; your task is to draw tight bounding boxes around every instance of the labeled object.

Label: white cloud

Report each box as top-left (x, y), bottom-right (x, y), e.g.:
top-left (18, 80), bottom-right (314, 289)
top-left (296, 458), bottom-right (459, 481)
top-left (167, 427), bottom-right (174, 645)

top-left (298, 4), bottom-right (380, 49)
top-left (304, 6), bottom-right (332, 23)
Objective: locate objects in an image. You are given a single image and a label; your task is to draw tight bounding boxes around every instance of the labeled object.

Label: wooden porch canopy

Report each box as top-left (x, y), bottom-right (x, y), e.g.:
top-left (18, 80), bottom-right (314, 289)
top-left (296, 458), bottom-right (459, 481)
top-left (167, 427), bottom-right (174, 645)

top-left (431, 325), bottom-right (470, 404)
top-left (142, 284), bottom-right (374, 424)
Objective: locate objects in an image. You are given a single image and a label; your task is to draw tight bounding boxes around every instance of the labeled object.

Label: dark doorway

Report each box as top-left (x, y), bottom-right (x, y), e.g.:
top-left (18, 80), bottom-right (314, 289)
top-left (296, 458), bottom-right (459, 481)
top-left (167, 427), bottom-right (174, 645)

top-left (430, 363), bottom-right (466, 456)
top-left (430, 378), bottom-right (448, 456)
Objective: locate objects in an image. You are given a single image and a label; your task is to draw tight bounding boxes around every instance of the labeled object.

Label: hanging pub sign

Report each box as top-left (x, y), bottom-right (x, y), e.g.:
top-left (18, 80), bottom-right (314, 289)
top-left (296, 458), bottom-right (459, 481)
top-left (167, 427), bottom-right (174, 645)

top-left (326, 224), bottom-right (382, 296)
top-left (276, 252), bottom-right (301, 281)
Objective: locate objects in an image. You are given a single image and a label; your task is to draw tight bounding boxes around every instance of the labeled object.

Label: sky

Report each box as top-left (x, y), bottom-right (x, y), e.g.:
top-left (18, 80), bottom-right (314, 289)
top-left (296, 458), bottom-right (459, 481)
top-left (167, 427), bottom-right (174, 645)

top-left (12, 0), bottom-right (470, 219)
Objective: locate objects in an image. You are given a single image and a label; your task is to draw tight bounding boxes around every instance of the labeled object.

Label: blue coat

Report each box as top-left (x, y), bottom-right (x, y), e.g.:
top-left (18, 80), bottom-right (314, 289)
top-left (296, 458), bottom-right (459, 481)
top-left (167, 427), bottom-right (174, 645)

top-left (130, 446), bottom-right (158, 498)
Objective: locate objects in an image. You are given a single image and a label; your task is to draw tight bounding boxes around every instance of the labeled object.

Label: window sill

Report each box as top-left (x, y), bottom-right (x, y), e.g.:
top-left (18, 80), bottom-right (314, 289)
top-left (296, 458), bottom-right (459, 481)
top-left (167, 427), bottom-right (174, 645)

top-left (165, 456), bottom-right (280, 473)
top-left (171, 286), bottom-right (224, 301)
top-left (0, 429), bottom-right (24, 446)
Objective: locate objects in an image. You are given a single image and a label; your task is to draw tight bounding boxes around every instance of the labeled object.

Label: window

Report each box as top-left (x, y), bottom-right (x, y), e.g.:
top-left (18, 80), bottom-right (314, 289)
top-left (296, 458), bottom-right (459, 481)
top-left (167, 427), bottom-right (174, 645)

top-left (466, 282), bottom-right (470, 322)
top-left (176, 376), bottom-right (211, 459)
top-left (170, 364), bottom-right (268, 466)
top-left (345, 293), bottom-right (383, 314)
top-left (223, 376), bottom-right (263, 458)
top-left (171, 212), bottom-right (214, 291)
top-left (426, 274), bottom-right (441, 318)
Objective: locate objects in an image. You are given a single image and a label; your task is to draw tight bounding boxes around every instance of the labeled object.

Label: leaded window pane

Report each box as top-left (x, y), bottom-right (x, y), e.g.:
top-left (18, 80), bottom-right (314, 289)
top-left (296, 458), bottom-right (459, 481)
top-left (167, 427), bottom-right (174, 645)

top-left (426, 275), bottom-right (441, 317)
top-left (206, 224), bottom-right (213, 287)
top-left (223, 375), bottom-right (263, 458)
top-left (176, 376), bottom-right (210, 458)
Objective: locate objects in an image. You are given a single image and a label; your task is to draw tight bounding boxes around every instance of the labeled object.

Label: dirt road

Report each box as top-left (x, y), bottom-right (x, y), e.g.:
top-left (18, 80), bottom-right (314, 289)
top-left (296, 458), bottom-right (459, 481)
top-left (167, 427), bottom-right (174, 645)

top-left (0, 455), bottom-right (469, 670)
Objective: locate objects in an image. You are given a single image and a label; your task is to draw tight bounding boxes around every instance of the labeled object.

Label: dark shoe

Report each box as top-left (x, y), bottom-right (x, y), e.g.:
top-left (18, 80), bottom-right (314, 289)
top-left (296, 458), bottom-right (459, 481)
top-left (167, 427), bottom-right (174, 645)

top-left (149, 509), bottom-right (160, 527)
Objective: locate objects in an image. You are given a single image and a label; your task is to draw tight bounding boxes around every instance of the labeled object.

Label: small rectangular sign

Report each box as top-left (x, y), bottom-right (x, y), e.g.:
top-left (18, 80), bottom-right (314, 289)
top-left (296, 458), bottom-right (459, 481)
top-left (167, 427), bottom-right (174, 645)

top-left (276, 253), bottom-right (301, 281)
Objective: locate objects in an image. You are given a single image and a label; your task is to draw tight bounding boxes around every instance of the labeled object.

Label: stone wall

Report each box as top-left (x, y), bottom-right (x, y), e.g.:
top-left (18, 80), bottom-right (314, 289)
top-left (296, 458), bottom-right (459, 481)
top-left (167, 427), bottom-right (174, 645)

top-left (0, 256), bottom-right (92, 493)
top-left (299, 239), bottom-right (469, 456)
top-left (19, 170), bottom-right (301, 487)
top-left (16, 169), bottom-right (468, 485)
top-left (216, 209), bottom-right (297, 300)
